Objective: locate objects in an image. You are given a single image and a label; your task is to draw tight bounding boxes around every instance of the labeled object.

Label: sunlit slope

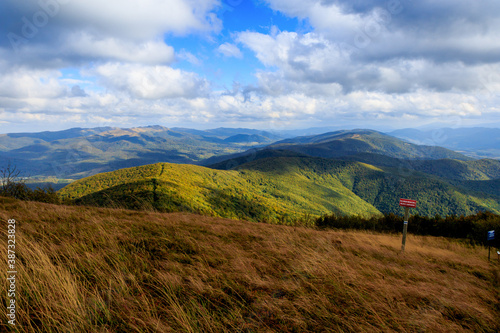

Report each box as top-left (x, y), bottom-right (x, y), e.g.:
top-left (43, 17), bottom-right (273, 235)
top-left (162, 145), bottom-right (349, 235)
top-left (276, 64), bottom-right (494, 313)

top-left (239, 157), bottom-right (500, 216)
top-left (0, 198), bottom-right (498, 332)
top-left (59, 158), bottom-right (381, 221)
top-left (59, 155), bottom-right (500, 219)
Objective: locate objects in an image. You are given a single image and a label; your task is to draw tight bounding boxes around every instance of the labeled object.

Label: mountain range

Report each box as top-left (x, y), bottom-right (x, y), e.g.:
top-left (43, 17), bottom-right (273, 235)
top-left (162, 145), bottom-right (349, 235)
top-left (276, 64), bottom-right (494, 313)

top-left (59, 149), bottom-right (500, 219)
top-left (2, 126), bottom-right (499, 218)
top-left (390, 127), bottom-right (500, 159)
top-left (0, 126), bottom-right (280, 181)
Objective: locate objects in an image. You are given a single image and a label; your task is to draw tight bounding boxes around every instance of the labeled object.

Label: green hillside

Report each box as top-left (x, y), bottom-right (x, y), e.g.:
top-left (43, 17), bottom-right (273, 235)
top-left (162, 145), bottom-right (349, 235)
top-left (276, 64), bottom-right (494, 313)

top-left (410, 158), bottom-right (500, 180)
top-left (337, 166), bottom-right (500, 216)
top-left (239, 157), bottom-right (500, 216)
top-left (59, 156), bottom-right (500, 220)
top-left (269, 129), bottom-right (471, 160)
top-left (59, 159), bottom-right (381, 222)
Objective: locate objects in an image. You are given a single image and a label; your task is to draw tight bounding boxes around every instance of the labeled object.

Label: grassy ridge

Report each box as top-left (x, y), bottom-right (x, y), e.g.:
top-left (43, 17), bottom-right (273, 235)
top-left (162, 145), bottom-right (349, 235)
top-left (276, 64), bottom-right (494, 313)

top-left (1, 198), bottom-right (499, 332)
top-left (59, 157), bottom-right (500, 220)
top-left (59, 159), bottom-right (382, 222)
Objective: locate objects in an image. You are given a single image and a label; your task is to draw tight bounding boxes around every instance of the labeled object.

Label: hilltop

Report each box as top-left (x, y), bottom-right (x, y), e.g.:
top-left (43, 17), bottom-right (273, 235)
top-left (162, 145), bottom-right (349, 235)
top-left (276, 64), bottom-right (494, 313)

top-left (267, 129), bottom-right (471, 160)
top-left (59, 158), bottom-right (382, 221)
top-left (0, 198), bottom-right (498, 332)
top-left (59, 156), bottom-right (500, 219)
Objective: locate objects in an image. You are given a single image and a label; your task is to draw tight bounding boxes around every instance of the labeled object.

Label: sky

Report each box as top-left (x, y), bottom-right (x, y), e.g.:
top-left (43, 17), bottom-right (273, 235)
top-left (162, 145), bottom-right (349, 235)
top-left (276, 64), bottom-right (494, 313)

top-left (1, 0), bottom-right (500, 133)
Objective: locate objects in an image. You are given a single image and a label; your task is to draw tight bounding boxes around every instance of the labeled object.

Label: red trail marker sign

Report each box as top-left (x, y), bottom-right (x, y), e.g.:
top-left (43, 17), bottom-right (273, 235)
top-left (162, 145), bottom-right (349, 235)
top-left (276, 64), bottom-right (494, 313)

top-left (399, 198), bottom-right (417, 208)
top-left (399, 198), bottom-right (417, 252)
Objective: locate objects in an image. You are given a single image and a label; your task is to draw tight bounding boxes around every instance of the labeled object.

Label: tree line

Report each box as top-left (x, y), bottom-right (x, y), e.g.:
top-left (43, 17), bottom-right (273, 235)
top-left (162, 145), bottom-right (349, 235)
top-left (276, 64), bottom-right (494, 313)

top-left (316, 211), bottom-right (500, 246)
top-left (0, 163), bottom-right (60, 204)
top-left (1, 163), bottom-right (499, 247)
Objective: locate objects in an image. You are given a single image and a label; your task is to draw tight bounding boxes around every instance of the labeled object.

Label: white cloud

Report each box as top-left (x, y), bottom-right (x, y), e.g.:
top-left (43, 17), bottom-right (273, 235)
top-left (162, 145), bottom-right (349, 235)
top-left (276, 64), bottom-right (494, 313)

top-left (62, 0), bottom-right (221, 39)
top-left (0, 0), bottom-right (220, 67)
top-left (238, 30), bottom-right (500, 94)
top-left (93, 63), bottom-right (210, 99)
top-left (262, 0), bottom-right (500, 64)
top-left (66, 33), bottom-right (175, 64)
top-left (217, 43), bottom-right (243, 58)
top-left (1, 0), bottom-right (500, 131)
top-left (0, 68), bottom-right (66, 99)
top-left (0, 0), bottom-right (221, 41)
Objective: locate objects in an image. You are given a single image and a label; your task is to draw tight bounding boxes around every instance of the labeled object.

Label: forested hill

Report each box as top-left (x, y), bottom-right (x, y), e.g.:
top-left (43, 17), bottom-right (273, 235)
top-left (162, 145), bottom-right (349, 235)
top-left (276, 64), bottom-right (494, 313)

top-left (266, 129), bottom-right (471, 160)
top-left (59, 156), bottom-right (500, 220)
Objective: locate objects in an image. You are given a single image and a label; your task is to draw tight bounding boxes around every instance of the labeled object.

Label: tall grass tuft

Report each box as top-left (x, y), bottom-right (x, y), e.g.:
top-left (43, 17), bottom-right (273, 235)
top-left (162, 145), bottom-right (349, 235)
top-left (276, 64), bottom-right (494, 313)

top-left (1, 197), bottom-right (499, 332)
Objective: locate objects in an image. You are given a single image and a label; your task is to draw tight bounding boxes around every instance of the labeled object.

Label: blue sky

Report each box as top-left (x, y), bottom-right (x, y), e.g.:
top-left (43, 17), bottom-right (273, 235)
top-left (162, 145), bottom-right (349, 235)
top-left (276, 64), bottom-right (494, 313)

top-left (0, 0), bottom-right (499, 133)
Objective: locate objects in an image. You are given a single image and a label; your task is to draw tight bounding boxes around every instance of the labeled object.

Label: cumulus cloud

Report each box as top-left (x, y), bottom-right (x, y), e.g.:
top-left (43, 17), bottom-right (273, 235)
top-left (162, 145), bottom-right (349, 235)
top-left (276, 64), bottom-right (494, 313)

top-left (0, 0), bottom-right (220, 66)
top-left (65, 34), bottom-right (175, 65)
top-left (226, 0), bottom-right (499, 128)
top-left (264, 0), bottom-right (500, 47)
top-left (217, 43), bottom-right (243, 58)
top-left (1, 0), bottom-right (500, 132)
top-left (0, 0), bottom-right (220, 41)
top-left (92, 63), bottom-right (210, 99)
top-left (238, 30), bottom-right (499, 94)
top-left (0, 67), bottom-right (66, 99)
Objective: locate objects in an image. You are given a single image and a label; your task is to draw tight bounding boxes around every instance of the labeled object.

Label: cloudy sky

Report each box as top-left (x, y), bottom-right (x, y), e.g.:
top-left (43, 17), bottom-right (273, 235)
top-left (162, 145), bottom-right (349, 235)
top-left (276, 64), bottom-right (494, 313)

top-left (1, 0), bottom-right (500, 133)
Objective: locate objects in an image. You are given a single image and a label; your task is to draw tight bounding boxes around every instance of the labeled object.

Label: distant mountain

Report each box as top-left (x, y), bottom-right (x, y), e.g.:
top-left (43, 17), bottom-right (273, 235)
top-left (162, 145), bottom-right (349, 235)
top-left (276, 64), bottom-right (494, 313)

top-left (172, 127), bottom-right (282, 141)
top-left (2, 125), bottom-right (497, 193)
top-left (59, 156), bottom-right (500, 219)
top-left (206, 129), bottom-right (471, 168)
top-left (267, 129), bottom-right (471, 160)
top-left (0, 126), bottom-right (283, 179)
top-left (389, 127), bottom-right (500, 159)
top-left (0, 127), bottom-right (115, 150)
top-left (223, 134), bottom-right (271, 144)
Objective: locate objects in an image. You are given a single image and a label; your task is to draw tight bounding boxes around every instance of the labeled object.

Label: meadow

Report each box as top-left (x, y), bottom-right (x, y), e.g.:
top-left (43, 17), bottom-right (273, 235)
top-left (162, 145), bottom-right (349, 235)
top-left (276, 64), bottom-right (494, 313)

top-left (1, 197), bottom-right (499, 332)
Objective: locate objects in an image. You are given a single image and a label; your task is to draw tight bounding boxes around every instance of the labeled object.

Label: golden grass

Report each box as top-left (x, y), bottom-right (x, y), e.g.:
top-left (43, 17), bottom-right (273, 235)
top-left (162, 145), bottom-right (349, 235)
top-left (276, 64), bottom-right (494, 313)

top-left (0, 197), bottom-right (499, 332)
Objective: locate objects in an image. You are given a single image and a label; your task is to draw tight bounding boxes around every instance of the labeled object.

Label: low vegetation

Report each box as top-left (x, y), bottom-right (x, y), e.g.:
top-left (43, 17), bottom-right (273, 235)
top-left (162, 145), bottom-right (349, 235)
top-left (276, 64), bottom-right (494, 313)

top-left (317, 211), bottom-right (500, 247)
top-left (0, 164), bottom-right (59, 204)
top-left (1, 198), bottom-right (499, 332)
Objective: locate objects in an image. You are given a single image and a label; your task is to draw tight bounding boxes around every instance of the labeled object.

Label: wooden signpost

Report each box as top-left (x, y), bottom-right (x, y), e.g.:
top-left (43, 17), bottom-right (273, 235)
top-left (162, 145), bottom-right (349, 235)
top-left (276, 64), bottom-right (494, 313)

top-left (487, 230), bottom-right (495, 260)
top-left (399, 198), bottom-right (417, 252)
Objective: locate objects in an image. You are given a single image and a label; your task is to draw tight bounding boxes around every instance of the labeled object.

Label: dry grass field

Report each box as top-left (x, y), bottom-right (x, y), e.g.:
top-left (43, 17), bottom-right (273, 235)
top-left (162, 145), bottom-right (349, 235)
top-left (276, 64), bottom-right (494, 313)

top-left (1, 197), bottom-right (499, 332)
